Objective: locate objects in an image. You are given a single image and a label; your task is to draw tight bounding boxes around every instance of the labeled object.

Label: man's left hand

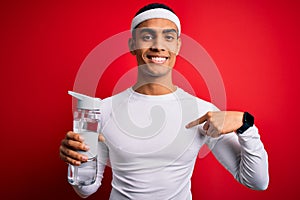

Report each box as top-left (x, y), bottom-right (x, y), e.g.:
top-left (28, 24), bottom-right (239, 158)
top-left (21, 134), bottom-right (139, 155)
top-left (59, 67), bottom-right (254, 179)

top-left (185, 111), bottom-right (244, 137)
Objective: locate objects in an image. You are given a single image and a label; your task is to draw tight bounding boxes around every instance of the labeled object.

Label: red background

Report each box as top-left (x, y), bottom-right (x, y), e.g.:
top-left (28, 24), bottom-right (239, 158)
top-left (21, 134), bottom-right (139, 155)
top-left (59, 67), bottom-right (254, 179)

top-left (1, 0), bottom-right (299, 199)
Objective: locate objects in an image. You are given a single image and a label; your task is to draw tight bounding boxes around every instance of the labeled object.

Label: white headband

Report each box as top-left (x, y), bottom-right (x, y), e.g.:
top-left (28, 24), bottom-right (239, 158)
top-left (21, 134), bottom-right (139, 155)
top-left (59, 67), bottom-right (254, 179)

top-left (131, 8), bottom-right (181, 36)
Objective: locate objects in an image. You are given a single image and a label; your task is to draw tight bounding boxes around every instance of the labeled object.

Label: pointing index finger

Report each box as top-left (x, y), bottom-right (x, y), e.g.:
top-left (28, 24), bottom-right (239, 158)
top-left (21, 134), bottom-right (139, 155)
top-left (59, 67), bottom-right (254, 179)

top-left (185, 112), bottom-right (209, 129)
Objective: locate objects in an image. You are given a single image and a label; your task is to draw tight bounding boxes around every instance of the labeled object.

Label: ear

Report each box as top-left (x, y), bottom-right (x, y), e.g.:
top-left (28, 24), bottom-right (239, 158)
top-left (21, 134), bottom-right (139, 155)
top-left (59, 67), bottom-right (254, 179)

top-left (128, 38), bottom-right (136, 55)
top-left (175, 37), bottom-right (182, 55)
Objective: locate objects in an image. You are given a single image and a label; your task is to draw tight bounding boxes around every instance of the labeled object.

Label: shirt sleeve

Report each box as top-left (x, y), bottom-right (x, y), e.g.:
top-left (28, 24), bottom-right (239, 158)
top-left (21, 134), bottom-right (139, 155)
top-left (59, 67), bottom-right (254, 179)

top-left (72, 141), bottom-right (109, 198)
top-left (207, 125), bottom-right (269, 190)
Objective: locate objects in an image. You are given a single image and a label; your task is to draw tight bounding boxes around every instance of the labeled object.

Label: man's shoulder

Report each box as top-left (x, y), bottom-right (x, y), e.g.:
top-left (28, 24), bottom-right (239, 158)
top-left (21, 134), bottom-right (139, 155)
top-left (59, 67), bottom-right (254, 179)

top-left (100, 88), bottom-right (131, 108)
top-left (177, 88), bottom-right (217, 110)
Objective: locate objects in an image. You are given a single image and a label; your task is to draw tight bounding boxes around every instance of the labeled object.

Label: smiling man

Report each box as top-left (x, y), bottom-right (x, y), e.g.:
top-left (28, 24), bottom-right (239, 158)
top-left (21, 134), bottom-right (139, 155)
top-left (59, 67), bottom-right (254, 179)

top-left (59, 3), bottom-right (269, 199)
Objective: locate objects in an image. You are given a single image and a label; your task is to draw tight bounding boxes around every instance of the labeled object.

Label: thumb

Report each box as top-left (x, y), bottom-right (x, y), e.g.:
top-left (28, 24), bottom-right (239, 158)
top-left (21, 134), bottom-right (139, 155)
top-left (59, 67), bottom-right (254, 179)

top-left (98, 133), bottom-right (106, 142)
top-left (185, 113), bottom-right (208, 129)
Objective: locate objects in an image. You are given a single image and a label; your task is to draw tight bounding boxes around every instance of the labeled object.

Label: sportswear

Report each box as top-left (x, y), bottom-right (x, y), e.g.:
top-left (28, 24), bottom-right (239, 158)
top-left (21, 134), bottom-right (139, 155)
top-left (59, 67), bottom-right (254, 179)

top-left (74, 87), bottom-right (269, 199)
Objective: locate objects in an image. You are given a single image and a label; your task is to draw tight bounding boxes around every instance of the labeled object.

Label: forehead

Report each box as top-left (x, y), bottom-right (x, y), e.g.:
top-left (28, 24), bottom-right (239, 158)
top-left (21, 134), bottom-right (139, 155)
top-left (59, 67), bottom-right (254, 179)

top-left (136, 18), bottom-right (178, 33)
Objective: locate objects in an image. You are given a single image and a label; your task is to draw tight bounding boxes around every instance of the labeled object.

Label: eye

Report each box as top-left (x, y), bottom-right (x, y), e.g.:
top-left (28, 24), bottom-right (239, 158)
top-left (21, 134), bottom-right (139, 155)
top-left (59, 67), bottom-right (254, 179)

top-left (165, 35), bottom-right (175, 41)
top-left (142, 34), bottom-right (153, 41)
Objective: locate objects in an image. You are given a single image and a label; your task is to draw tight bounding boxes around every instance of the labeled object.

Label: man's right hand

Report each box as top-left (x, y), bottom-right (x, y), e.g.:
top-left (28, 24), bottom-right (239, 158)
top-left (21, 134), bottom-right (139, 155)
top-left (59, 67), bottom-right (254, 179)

top-left (59, 131), bottom-right (106, 166)
top-left (59, 131), bottom-right (90, 166)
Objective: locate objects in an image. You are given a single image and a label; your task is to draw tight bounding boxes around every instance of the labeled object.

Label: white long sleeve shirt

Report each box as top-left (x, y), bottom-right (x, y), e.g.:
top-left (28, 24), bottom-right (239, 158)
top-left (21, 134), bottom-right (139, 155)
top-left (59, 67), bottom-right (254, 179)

top-left (74, 87), bottom-right (269, 199)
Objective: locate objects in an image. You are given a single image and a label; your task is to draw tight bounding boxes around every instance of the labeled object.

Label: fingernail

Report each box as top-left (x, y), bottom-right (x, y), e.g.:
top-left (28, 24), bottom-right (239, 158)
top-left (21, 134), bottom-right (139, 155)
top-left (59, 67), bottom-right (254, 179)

top-left (79, 136), bottom-right (84, 141)
top-left (82, 144), bottom-right (89, 150)
top-left (82, 156), bottom-right (88, 161)
top-left (75, 161), bottom-right (81, 165)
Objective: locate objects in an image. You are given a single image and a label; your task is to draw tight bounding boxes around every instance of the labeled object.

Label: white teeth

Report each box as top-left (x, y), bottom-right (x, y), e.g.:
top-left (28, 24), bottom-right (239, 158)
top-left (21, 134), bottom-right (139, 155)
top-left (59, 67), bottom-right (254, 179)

top-left (151, 57), bottom-right (166, 63)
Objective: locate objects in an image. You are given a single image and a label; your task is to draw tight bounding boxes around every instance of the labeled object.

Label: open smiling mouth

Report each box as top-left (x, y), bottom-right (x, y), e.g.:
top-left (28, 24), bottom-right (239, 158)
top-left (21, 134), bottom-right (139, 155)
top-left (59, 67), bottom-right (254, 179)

top-left (146, 55), bottom-right (168, 64)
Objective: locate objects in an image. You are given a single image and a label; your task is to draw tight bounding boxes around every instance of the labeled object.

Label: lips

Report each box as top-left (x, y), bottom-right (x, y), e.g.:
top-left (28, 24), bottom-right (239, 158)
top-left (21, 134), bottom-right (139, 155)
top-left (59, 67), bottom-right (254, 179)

top-left (146, 55), bottom-right (168, 64)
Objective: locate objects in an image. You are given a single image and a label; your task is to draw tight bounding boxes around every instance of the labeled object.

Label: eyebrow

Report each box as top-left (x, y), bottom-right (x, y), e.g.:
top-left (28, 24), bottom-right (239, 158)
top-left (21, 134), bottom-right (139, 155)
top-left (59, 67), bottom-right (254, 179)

top-left (162, 29), bottom-right (177, 34)
top-left (139, 28), bottom-right (156, 35)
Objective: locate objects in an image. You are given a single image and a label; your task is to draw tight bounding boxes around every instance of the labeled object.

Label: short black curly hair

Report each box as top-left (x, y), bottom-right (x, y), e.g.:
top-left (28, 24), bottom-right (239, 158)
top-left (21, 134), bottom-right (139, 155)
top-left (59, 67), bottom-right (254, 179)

top-left (134, 3), bottom-right (175, 17)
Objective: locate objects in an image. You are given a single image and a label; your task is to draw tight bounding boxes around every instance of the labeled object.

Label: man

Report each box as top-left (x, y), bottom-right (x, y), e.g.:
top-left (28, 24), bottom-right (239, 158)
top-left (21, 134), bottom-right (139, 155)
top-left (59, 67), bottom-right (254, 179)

top-left (59, 3), bottom-right (269, 199)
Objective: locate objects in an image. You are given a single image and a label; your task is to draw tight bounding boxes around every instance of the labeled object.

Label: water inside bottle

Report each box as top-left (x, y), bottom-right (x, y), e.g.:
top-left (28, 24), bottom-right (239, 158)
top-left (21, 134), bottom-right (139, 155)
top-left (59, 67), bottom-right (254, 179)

top-left (68, 156), bottom-right (97, 186)
top-left (73, 119), bottom-right (99, 158)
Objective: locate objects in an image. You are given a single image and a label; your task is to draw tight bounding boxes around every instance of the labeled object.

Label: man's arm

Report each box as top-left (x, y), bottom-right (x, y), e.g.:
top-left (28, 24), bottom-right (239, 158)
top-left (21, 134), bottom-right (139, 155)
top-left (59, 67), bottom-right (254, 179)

top-left (210, 127), bottom-right (269, 190)
top-left (186, 111), bottom-right (269, 190)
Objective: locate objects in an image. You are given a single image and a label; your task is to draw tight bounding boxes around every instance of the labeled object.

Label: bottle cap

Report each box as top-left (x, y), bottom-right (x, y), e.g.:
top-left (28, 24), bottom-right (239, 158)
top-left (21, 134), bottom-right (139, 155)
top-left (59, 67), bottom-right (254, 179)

top-left (68, 91), bottom-right (101, 110)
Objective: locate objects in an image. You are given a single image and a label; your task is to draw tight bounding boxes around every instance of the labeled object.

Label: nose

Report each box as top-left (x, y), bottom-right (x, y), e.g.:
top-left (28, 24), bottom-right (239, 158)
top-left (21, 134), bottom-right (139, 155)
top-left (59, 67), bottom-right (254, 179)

top-left (150, 36), bottom-right (166, 51)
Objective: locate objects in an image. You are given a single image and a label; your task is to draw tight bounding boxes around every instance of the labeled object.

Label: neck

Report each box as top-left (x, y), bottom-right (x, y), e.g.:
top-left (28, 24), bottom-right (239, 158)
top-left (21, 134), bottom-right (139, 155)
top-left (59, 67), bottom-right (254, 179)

top-left (133, 73), bottom-right (176, 95)
top-left (133, 65), bottom-right (177, 95)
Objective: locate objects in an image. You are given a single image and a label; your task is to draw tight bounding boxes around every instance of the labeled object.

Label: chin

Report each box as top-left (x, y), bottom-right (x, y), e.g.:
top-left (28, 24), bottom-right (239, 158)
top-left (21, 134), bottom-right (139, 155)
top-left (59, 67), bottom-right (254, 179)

top-left (140, 64), bottom-right (172, 77)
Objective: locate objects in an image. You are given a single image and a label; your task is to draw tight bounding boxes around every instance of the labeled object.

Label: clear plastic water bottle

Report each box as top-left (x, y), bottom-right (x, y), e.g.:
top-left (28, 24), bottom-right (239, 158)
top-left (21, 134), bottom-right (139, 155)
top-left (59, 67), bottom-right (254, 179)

top-left (67, 91), bottom-right (101, 186)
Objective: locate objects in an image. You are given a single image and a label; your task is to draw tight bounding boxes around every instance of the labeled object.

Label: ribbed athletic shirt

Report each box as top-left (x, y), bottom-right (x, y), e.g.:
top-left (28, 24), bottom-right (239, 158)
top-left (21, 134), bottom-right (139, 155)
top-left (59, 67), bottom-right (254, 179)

top-left (74, 87), bottom-right (269, 199)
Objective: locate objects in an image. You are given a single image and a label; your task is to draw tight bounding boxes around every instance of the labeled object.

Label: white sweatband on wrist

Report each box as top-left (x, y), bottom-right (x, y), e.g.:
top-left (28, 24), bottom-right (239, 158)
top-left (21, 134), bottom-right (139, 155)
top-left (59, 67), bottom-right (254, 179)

top-left (131, 8), bottom-right (181, 36)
